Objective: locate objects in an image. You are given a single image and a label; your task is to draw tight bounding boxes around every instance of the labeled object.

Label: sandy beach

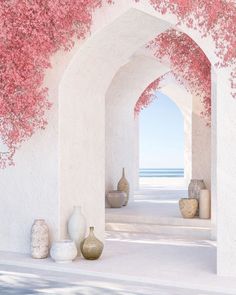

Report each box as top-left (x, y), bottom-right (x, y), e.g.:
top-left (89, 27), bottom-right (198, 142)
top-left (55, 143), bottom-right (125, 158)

top-left (139, 177), bottom-right (187, 189)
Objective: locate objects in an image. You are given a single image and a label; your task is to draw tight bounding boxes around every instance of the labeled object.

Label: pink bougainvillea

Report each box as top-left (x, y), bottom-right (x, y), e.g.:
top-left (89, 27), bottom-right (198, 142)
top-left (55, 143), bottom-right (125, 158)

top-left (0, 0), bottom-right (104, 167)
top-left (135, 76), bottom-right (164, 115)
top-left (0, 0), bottom-right (235, 167)
top-left (135, 29), bottom-right (211, 124)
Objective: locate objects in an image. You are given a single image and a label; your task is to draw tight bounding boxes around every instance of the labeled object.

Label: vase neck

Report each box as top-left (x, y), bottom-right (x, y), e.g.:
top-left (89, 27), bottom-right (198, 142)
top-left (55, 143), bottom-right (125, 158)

top-left (89, 226), bottom-right (95, 236)
top-left (34, 219), bottom-right (45, 225)
top-left (74, 206), bottom-right (82, 212)
top-left (122, 168), bottom-right (125, 178)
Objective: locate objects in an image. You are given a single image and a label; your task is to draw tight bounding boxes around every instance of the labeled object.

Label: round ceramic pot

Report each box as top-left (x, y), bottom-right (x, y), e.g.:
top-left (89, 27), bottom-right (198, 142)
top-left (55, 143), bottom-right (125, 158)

top-left (179, 198), bottom-right (198, 219)
top-left (107, 190), bottom-right (126, 208)
top-left (188, 179), bottom-right (206, 200)
top-left (81, 227), bottom-right (104, 260)
top-left (50, 240), bottom-right (77, 263)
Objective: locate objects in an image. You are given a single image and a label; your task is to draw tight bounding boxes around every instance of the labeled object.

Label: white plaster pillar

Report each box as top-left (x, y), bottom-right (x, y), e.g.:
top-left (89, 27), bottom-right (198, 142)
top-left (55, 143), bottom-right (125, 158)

top-left (216, 67), bottom-right (236, 277)
top-left (192, 94), bottom-right (211, 189)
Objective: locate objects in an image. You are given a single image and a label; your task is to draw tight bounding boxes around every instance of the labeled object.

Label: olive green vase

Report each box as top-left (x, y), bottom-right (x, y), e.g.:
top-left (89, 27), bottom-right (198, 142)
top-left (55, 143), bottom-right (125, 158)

top-left (117, 168), bottom-right (129, 206)
top-left (80, 227), bottom-right (104, 260)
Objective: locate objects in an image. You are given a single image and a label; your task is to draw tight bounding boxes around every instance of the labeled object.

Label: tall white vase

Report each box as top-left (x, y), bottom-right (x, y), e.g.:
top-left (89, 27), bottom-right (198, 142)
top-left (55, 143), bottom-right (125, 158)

top-left (199, 189), bottom-right (211, 219)
top-left (67, 206), bottom-right (86, 256)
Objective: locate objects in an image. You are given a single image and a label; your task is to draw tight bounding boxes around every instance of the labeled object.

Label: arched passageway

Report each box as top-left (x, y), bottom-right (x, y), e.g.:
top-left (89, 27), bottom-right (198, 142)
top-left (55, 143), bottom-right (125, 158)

top-left (0, 2), bottom-right (235, 277)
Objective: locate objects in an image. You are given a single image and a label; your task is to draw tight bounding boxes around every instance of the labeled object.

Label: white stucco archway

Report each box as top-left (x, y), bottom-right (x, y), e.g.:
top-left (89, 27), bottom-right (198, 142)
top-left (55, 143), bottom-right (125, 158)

top-left (59, 5), bottom-right (233, 276)
top-left (0, 0), bottom-right (234, 277)
top-left (105, 57), bottom-right (193, 200)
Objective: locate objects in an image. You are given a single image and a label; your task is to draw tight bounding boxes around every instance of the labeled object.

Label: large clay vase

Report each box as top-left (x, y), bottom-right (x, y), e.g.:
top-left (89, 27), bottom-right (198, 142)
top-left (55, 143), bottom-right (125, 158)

top-left (188, 179), bottom-right (206, 216)
top-left (31, 219), bottom-right (49, 259)
top-left (68, 206), bottom-right (86, 256)
top-left (117, 168), bottom-right (130, 206)
top-left (188, 179), bottom-right (206, 199)
top-left (81, 227), bottom-right (104, 260)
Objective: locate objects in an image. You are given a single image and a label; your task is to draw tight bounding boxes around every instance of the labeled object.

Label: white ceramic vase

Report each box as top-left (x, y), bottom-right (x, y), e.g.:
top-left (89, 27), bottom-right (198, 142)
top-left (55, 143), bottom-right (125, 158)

top-left (50, 240), bottom-right (77, 263)
top-left (68, 206), bottom-right (86, 255)
top-left (199, 189), bottom-right (211, 219)
top-left (31, 219), bottom-right (49, 259)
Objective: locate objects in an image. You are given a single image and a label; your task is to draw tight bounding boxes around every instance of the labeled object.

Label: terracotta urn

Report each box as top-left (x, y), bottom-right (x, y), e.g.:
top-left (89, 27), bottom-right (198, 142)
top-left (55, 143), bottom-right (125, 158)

top-left (117, 168), bottom-right (130, 206)
top-left (107, 190), bottom-right (126, 208)
top-left (31, 219), bottom-right (49, 259)
top-left (179, 198), bottom-right (198, 218)
top-left (81, 227), bottom-right (104, 260)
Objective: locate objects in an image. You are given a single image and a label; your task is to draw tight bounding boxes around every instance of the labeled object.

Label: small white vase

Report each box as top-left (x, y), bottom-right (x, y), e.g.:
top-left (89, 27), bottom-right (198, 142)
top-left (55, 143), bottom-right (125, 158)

top-left (31, 219), bottom-right (49, 259)
top-left (50, 240), bottom-right (77, 263)
top-left (199, 189), bottom-right (211, 219)
top-left (68, 206), bottom-right (86, 256)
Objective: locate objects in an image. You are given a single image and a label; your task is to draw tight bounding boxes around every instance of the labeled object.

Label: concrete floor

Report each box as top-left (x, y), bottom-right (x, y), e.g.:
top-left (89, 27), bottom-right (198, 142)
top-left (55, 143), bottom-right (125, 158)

top-left (0, 234), bottom-right (235, 294)
top-left (0, 185), bottom-right (234, 294)
top-left (0, 264), bottom-right (229, 295)
top-left (106, 187), bottom-right (211, 240)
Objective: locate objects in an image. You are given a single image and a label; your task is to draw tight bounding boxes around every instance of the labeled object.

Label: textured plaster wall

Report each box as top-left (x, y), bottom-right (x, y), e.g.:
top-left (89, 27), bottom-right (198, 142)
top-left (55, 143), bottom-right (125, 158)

top-left (192, 93), bottom-right (211, 189)
top-left (0, 62), bottom-right (60, 253)
top-left (216, 67), bottom-right (236, 277)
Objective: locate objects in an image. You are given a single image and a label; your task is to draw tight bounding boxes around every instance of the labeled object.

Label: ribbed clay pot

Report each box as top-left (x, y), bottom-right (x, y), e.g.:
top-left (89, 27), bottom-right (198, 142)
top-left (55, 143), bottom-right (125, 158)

top-left (179, 198), bottom-right (198, 219)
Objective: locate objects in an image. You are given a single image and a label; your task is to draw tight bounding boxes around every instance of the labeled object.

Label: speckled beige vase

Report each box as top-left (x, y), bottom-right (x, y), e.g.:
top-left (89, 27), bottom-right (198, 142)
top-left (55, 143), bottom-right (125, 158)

top-left (31, 219), bottom-right (49, 259)
top-left (179, 198), bottom-right (198, 219)
top-left (81, 227), bottom-right (104, 260)
top-left (117, 168), bottom-right (129, 206)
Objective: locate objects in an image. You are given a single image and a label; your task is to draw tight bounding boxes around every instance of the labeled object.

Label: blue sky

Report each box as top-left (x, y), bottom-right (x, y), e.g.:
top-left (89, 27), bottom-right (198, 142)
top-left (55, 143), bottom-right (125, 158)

top-left (139, 91), bottom-right (184, 168)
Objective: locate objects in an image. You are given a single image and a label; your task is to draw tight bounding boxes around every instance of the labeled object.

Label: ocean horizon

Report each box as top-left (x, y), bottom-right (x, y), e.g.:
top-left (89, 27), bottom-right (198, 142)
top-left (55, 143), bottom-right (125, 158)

top-left (139, 168), bottom-right (184, 178)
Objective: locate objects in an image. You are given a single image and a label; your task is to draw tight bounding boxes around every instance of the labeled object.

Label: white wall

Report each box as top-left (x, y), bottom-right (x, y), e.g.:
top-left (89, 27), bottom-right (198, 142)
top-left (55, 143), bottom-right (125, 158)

top-left (216, 66), bottom-right (236, 277)
top-left (192, 93), bottom-right (211, 189)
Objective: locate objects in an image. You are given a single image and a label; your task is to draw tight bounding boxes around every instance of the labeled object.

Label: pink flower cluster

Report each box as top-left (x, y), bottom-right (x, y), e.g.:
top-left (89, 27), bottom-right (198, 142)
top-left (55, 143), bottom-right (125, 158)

top-left (0, 0), bottom-right (103, 167)
top-left (0, 0), bottom-right (235, 167)
top-left (135, 29), bottom-right (211, 124)
top-left (135, 0), bottom-right (236, 121)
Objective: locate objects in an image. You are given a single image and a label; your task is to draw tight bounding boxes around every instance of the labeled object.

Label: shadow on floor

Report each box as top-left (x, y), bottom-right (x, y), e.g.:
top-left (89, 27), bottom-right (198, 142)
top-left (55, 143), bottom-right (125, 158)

top-left (0, 264), bottom-right (228, 295)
